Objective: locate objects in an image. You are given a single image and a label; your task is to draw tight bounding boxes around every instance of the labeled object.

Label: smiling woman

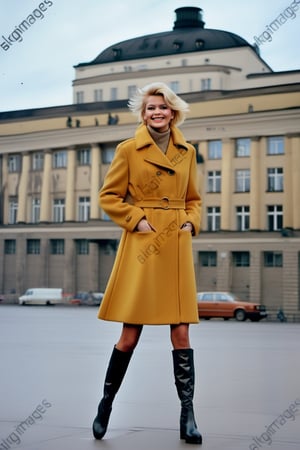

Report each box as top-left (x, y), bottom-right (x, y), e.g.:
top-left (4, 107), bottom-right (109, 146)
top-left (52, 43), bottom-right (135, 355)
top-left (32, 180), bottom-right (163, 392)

top-left (0, 0), bottom-right (54, 51)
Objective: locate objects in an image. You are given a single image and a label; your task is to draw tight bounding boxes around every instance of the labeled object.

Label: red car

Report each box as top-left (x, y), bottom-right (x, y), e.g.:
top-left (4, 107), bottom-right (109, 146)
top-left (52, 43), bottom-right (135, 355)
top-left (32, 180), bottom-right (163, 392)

top-left (197, 292), bottom-right (267, 321)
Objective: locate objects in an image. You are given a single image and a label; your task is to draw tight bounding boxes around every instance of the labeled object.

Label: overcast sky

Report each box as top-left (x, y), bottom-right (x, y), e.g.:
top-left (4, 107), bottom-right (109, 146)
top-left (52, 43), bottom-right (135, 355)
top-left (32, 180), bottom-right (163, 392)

top-left (0, 0), bottom-right (299, 112)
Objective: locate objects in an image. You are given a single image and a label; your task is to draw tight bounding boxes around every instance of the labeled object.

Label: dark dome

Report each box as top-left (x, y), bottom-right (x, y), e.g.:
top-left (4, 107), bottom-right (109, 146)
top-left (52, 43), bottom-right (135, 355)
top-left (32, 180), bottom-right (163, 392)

top-left (76, 7), bottom-right (251, 67)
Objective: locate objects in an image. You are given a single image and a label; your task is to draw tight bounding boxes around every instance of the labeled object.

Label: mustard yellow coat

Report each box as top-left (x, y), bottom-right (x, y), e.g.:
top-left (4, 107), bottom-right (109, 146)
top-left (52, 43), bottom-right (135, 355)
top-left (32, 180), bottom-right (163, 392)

top-left (97, 124), bottom-right (201, 325)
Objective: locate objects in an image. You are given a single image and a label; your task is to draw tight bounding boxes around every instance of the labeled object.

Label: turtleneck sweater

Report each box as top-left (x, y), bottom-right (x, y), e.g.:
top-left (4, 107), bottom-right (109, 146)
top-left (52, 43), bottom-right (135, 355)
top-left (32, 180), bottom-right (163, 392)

top-left (147, 125), bottom-right (170, 154)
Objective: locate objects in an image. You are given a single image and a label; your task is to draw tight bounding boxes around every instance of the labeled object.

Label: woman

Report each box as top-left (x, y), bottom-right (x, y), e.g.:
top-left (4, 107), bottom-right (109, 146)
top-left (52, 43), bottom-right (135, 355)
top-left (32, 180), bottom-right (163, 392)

top-left (93, 82), bottom-right (202, 445)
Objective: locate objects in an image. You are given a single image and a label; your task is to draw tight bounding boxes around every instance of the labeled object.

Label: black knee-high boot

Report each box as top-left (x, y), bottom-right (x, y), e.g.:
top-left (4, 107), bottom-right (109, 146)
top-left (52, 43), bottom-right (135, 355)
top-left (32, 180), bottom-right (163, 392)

top-left (172, 348), bottom-right (202, 445)
top-left (92, 346), bottom-right (133, 440)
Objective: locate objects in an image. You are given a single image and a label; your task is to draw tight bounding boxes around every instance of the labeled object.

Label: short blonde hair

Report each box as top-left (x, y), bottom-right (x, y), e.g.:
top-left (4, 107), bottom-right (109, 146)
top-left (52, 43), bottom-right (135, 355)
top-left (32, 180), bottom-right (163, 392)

top-left (128, 82), bottom-right (189, 126)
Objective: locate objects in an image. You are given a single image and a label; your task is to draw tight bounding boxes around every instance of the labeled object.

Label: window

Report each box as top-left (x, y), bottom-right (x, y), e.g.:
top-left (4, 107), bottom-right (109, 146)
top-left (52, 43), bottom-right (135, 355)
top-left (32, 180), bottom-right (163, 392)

top-left (232, 251), bottom-right (250, 267)
top-left (208, 140), bottom-right (222, 159)
top-left (201, 78), bottom-right (211, 91)
top-left (207, 170), bottom-right (221, 193)
top-left (78, 197), bottom-right (90, 222)
top-left (31, 198), bottom-right (40, 223)
top-left (77, 148), bottom-right (91, 165)
top-left (207, 206), bottom-right (221, 231)
top-left (50, 239), bottom-right (64, 255)
top-left (101, 145), bottom-right (115, 164)
top-left (169, 81), bottom-right (179, 93)
top-left (267, 168), bottom-right (283, 192)
top-left (199, 251), bottom-right (217, 267)
top-left (236, 169), bottom-right (250, 192)
top-left (8, 155), bottom-right (21, 173)
top-left (76, 239), bottom-right (89, 255)
top-left (8, 197), bottom-right (18, 224)
top-left (267, 205), bottom-right (283, 231)
top-left (76, 91), bottom-right (84, 104)
top-left (53, 150), bottom-right (67, 168)
top-left (94, 89), bottom-right (103, 102)
top-left (53, 199), bottom-right (65, 223)
top-left (32, 152), bottom-right (44, 171)
top-left (235, 138), bottom-right (251, 157)
top-left (236, 206), bottom-right (250, 231)
top-left (5, 239), bottom-right (16, 254)
top-left (128, 85), bottom-right (137, 98)
top-left (267, 136), bottom-right (284, 155)
top-left (264, 251), bottom-right (283, 267)
top-left (27, 239), bottom-right (40, 255)
top-left (110, 87), bottom-right (118, 101)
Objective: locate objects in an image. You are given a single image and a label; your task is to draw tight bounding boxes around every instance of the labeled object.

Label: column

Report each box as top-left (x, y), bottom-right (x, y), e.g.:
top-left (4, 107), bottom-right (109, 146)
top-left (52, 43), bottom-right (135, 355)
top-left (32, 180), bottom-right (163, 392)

top-left (286, 134), bottom-right (300, 229)
top-left (65, 147), bottom-right (76, 221)
top-left (220, 139), bottom-right (233, 230)
top-left (282, 249), bottom-right (299, 316)
top-left (63, 238), bottom-right (76, 294)
top-left (16, 235), bottom-right (26, 295)
top-left (90, 144), bottom-right (101, 220)
top-left (89, 241), bottom-right (100, 291)
top-left (40, 150), bottom-right (52, 222)
top-left (1, 154), bottom-right (9, 224)
top-left (17, 152), bottom-right (30, 223)
top-left (217, 250), bottom-right (231, 291)
top-left (249, 137), bottom-right (261, 230)
top-left (40, 238), bottom-right (49, 287)
top-left (249, 249), bottom-right (262, 304)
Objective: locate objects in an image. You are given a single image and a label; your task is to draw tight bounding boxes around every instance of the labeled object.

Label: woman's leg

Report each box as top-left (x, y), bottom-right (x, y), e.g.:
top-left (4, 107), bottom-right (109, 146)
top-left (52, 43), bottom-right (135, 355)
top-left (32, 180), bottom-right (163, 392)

top-left (170, 324), bottom-right (202, 445)
top-left (170, 323), bottom-right (190, 349)
top-left (116, 323), bottom-right (143, 352)
top-left (93, 323), bottom-right (143, 440)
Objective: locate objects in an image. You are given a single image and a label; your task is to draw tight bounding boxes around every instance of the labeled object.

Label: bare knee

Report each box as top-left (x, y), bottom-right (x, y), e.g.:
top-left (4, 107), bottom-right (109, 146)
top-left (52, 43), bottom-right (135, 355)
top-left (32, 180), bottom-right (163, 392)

top-left (170, 324), bottom-right (190, 349)
top-left (116, 324), bottom-right (143, 352)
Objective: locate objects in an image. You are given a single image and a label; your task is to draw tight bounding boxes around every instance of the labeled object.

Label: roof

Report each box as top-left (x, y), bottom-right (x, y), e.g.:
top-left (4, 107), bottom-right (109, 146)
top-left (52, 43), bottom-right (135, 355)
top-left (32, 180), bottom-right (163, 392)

top-left (75, 7), bottom-right (253, 68)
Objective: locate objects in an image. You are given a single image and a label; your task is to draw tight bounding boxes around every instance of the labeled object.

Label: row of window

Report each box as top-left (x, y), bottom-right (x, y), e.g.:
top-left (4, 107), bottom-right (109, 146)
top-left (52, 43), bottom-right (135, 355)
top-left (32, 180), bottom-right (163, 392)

top-left (4, 239), bottom-right (89, 255)
top-left (7, 136), bottom-right (285, 174)
top-left (207, 136), bottom-right (284, 159)
top-left (7, 147), bottom-right (115, 173)
top-left (8, 197), bottom-right (90, 224)
top-left (3, 240), bottom-right (284, 268)
top-left (76, 78), bottom-right (212, 104)
top-left (207, 205), bottom-right (283, 231)
top-left (200, 251), bottom-right (283, 267)
top-left (207, 168), bottom-right (283, 193)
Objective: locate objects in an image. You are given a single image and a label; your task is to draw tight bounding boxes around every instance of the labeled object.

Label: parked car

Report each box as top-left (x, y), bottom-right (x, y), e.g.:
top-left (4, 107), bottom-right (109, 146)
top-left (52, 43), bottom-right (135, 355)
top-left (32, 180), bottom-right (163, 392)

top-left (197, 292), bottom-right (267, 321)
top-left (72, 292), bottom-right (104, 306)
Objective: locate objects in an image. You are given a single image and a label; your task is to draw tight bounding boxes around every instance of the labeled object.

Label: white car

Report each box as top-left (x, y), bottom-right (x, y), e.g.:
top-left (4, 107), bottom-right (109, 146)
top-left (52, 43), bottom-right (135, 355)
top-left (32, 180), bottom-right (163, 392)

top-left (19, 288), bottom-right (63, 305)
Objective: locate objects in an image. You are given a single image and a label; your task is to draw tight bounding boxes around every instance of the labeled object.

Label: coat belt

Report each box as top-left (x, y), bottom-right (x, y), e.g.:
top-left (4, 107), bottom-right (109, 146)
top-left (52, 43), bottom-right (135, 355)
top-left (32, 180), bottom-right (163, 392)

top-left (135, 197), bottom-right (185, 210)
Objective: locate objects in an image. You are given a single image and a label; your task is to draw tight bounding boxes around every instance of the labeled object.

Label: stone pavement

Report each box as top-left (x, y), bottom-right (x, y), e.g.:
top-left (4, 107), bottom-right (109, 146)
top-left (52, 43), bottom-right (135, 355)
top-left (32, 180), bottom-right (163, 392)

top-left (0, 305), bottom-right (299, 450)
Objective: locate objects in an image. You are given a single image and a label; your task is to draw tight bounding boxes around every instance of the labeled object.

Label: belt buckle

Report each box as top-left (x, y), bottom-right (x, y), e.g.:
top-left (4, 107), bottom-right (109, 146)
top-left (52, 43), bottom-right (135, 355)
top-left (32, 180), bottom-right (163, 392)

top-left (161, 197), bottom-right (169, 209)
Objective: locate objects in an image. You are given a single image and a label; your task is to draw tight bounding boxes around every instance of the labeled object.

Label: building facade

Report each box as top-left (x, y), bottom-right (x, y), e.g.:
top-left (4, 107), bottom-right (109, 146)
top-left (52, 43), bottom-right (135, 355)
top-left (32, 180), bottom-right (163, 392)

top-left (1, 7), bottom-right (300, 318)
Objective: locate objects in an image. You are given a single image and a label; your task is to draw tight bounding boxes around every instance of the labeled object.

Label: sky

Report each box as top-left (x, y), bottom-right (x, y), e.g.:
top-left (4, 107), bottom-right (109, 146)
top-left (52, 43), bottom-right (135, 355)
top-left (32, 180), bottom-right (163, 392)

top-left (0, 0), bottom-right (299, 112)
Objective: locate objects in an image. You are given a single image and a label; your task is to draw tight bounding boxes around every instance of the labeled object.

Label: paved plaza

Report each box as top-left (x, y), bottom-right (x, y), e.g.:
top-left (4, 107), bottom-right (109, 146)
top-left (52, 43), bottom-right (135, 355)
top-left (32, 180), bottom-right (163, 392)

top-left (0, 305), bottom-right (299, 450)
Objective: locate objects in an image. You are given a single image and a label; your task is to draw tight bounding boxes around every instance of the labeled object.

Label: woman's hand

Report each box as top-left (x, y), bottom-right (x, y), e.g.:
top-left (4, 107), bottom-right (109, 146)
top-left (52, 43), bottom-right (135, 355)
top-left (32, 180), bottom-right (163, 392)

top-left (136, 218), bottom-right (155, 232)
top-left (181, 222), bottom-right (193, 233)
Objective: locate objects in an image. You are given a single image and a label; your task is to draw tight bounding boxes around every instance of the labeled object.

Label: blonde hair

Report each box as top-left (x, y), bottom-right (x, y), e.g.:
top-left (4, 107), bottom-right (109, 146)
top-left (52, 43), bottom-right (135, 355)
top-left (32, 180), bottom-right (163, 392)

top-left (128, 82), bottom-right (189, 126)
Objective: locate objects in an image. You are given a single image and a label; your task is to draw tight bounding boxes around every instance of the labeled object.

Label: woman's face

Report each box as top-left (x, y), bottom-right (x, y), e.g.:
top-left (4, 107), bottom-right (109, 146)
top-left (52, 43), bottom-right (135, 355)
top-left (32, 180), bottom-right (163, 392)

top-left (143, 95), bottom-right (174, 132)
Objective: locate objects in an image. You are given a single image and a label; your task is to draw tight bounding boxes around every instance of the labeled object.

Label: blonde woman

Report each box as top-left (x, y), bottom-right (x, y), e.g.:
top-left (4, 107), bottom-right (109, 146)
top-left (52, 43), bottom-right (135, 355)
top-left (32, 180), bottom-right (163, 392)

top-left (93, 82), bottom-right (202, 444)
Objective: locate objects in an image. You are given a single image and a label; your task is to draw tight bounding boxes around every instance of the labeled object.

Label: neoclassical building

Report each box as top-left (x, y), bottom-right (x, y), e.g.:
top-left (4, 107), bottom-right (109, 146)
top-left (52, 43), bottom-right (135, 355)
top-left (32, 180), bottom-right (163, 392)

top-left (1, 7), bottom-right (300, 318)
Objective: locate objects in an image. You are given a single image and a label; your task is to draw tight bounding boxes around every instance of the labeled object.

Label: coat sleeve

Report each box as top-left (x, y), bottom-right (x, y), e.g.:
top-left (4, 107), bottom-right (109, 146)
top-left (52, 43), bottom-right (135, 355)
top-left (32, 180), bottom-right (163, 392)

top-left (185, 145), bottom-right (202, 235)
top-left (98, 143), bottom-right (146, 232)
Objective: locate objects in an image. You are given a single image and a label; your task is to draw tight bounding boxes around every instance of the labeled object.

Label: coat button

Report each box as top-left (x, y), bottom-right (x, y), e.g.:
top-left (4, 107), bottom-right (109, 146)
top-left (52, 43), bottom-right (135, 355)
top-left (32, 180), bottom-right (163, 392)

top-left (167, 170), bottom-right (175, 175)
top-left (156, 171), bottom-right (161, 176)
top-left (125, 215), bottom-right (132, 222)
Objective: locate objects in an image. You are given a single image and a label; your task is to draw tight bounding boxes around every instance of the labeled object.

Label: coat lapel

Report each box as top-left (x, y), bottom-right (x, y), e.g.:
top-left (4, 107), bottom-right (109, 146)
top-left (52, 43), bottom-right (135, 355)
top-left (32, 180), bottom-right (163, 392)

top-left (135, 124), bottom-right (189, 171)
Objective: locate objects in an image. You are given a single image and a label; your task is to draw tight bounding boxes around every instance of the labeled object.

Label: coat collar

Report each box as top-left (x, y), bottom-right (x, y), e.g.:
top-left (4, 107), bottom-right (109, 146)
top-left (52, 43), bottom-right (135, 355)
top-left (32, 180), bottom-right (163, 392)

top-left (134, 124), bottom-right (189, 171)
